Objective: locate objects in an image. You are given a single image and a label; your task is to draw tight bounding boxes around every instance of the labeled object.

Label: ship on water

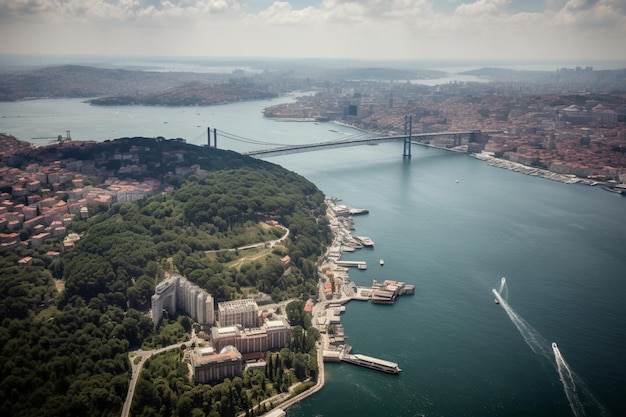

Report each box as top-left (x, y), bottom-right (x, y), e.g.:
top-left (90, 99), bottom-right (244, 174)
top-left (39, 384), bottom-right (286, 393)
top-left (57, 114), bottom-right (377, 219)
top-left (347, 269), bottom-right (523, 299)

top-left (349, 208), bottom-right (369, 215)
top-left (342, 353), bottom-right (401, 374)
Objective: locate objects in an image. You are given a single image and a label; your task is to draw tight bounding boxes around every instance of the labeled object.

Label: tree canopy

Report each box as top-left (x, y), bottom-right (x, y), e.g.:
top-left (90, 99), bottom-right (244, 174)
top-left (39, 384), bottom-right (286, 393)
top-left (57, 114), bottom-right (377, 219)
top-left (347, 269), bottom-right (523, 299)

top-left (1, 141), bottom-right (331, 417)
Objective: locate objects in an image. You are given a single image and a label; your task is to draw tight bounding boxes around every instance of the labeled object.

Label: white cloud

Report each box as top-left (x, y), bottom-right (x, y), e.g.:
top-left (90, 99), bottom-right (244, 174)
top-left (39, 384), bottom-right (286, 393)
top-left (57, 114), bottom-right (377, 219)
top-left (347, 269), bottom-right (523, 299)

top-left (0, 0), bottom-right (241, 24)
top-left (249, 2), bottom-right (319, 24)
top-left (0, 0), bottom-right (624, 61)
top-left (551, 0), bottom-right (626, 29)
top-left (320, 0), bottom-right (435, 22)
top-left (455, 0), bottom-right (509, 16)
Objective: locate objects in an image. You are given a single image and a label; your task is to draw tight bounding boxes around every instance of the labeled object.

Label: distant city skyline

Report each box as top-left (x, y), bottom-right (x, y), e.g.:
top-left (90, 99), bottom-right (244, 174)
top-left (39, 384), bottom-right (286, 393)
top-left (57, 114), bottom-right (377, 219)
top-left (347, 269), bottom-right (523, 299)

top-left (0, 0), bottom-right (624, 63)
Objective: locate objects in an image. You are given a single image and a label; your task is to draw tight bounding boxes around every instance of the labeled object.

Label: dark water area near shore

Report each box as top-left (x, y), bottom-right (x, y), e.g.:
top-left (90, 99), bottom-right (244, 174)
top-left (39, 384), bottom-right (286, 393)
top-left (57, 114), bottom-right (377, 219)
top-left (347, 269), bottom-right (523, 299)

top-left (1, 97), bottom-right (625, 417)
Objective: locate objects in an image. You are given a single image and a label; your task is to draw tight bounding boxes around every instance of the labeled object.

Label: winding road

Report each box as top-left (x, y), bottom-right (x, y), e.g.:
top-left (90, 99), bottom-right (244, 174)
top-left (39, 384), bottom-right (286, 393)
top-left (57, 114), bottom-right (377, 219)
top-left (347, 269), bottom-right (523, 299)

top-left (120, 337), bottom-right (195, 417)
top-left (120, 224), bottom-right (298, 417)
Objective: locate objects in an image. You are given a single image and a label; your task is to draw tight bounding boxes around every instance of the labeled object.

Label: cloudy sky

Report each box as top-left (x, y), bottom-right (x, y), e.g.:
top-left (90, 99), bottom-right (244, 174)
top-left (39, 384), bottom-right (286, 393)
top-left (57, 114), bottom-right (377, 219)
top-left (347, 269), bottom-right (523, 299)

top-left (0, 0), bottom-right (624, 63)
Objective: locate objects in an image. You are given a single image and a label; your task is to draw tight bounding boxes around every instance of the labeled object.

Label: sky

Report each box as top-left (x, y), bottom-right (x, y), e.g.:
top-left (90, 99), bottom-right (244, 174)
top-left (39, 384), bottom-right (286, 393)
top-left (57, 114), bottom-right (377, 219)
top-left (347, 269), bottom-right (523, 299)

top-left (0, 0), bottom-right (625, 63)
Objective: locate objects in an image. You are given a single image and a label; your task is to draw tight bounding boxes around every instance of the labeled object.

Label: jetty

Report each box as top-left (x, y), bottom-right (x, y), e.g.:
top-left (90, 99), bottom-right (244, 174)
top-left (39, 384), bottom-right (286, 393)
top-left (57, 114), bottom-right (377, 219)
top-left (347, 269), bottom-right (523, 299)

top-left (353, 236), bottom-right (374, 246)
top-left (317, 197), bottom-right (406, 376)
top-left (335, 260), bottom-right (367, 269)
top-left (370, 279), bottom-right (415, 304)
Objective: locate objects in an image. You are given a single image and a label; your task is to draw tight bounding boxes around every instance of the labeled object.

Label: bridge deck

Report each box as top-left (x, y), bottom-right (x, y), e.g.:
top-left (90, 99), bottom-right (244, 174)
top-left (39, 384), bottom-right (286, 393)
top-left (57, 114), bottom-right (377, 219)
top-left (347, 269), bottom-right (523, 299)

top-left (242, 131), bottom-right (500, 158)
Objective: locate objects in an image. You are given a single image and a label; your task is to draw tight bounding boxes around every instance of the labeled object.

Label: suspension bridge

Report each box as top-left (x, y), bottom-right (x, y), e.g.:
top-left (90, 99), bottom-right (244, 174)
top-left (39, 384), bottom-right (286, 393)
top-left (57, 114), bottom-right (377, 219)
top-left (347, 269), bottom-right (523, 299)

top-left (204, 115), bottom-right (498, 159)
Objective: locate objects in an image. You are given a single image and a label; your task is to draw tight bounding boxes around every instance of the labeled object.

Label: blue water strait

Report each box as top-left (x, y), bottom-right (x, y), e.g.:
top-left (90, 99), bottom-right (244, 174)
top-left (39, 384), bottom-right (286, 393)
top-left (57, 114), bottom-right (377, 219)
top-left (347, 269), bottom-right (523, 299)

top-left (1, 96), bottom-right (625, 417)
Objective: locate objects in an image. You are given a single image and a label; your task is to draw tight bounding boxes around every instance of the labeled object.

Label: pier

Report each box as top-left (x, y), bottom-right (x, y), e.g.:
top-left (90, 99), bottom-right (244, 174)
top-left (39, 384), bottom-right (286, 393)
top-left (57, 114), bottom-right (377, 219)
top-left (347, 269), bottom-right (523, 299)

top-left (335, 260), bottom-right (367, 269)
top-left (371, 279), bottom-right (415, 304)
top-left (317, 197), bottom-right (405, 376)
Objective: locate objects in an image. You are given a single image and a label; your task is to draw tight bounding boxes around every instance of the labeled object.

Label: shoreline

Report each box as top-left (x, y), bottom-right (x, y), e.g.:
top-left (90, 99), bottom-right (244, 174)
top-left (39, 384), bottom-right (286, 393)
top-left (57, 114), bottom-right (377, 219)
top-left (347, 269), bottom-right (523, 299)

top-left (258, 115), bottom-right (620, 190)
top-left (473, 151), bottom-right (599, 186)
top-left (270, 149), bottom-right (620, 411)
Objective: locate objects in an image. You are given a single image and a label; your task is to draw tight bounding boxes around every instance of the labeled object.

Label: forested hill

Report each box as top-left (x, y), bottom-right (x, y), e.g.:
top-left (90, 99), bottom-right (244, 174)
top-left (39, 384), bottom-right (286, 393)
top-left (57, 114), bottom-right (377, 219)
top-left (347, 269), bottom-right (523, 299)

top-left (0, 138), bottom-right (331, 417)
top-left (0, 65), bottom-right (276, 104)
top-left (6, 136), bottom-right (270, 184)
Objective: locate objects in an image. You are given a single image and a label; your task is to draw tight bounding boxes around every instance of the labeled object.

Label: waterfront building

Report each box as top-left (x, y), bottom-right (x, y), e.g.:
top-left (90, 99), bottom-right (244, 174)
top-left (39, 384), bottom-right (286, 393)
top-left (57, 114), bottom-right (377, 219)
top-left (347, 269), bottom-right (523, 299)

top-left (191, 345), bottom-right (242, 383)
top-left (211, 318), bottom-right (291, 354)
top-left (217, 299), bottom-right (259, 328)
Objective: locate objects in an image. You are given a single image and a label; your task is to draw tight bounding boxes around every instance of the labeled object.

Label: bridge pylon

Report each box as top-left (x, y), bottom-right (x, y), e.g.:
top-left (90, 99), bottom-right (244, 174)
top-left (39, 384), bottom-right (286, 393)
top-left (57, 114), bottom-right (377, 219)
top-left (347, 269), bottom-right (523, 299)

top-left (207, 127), bottom-right (218, 148)
top-left (403, 115), bottom-right (412, 158)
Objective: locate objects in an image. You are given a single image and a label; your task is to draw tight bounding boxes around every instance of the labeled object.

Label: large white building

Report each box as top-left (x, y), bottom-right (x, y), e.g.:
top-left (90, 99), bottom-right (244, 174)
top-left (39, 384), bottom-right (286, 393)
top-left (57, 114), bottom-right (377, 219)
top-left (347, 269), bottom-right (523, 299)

top-left (211, 318), bottom-right (292, 354)
top-left (151, 274), bottom-right (214, 326)
top-left (217, 299), bottom-right (259, 328)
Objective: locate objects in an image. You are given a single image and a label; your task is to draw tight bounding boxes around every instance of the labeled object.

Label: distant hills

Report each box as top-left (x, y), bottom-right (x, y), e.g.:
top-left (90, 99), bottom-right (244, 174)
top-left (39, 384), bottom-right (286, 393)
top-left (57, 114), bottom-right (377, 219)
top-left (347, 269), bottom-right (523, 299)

top-left (0, 64), bottom-right (246, 103)
top-left (324, 67), bottom-right (446, 81)
top-left (3, 63), bottom-right (625, 106)
top-left (458, 66), bottom-right (626, 88)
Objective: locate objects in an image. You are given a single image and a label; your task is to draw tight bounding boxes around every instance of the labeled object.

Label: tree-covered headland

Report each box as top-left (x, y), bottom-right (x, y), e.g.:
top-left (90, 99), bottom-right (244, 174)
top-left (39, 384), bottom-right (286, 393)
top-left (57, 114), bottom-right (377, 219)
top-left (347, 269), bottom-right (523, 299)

top-left (0, 138), bottom-right (330, 417)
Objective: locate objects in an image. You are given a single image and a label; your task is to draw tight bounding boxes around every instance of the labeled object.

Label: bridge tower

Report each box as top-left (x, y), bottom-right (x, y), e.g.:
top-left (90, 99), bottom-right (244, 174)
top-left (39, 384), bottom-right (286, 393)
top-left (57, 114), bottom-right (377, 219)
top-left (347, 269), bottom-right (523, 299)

top-left (207, 127), bottom-right (218, 148)
top-left (403, 115), bottom-right (412, 158)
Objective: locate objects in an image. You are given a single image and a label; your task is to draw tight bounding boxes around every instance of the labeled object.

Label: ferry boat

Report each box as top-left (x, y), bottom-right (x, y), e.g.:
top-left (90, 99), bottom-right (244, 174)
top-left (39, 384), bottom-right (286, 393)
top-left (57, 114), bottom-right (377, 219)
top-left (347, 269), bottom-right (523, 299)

top-left (343, 354), bottom-right (401, 374)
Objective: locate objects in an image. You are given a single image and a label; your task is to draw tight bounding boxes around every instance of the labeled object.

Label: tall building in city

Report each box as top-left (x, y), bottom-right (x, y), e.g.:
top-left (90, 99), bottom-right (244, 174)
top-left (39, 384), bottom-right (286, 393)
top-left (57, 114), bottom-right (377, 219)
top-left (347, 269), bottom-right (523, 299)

top-left (217, 299), bottom-right (259, 328)
top-left (151, 274), bottom-right (214, 326)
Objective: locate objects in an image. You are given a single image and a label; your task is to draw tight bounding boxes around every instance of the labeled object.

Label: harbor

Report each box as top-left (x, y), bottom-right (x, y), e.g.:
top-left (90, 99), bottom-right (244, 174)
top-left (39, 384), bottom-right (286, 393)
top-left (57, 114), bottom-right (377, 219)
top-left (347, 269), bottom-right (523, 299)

top-left (312, 197), bottom-right (413, 375)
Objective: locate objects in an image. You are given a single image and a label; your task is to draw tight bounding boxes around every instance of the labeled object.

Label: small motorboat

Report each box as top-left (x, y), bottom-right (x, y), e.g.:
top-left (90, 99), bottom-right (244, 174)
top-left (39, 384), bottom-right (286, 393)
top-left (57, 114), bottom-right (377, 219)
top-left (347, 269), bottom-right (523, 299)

top-left (380, 259), bottom-right (384, 266)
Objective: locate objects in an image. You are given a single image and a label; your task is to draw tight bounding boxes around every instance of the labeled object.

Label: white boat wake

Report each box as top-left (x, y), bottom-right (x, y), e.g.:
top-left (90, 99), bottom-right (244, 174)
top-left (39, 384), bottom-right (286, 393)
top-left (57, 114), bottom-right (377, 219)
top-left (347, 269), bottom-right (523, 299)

top-left (493, 280), bottom-right (609, 416)
top-left (492, 288), bottom-right (550, 358)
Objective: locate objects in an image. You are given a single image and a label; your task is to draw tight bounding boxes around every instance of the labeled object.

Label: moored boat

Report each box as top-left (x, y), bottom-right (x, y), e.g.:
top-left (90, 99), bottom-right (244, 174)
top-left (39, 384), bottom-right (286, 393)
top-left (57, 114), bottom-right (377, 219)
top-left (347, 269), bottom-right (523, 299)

top-left (342, 353), bottom-right (401, 374)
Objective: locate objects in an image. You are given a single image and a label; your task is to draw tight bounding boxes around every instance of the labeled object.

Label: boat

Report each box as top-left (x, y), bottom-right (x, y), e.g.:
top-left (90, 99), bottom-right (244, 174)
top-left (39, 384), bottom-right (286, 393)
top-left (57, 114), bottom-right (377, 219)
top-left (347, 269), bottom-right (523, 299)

top-left (494, 298), bottom-right (499, 304)
top-left (380, 259), bottom-right (384, 266)
top-left (349, 208), bottom-right (369, 215)
top-left (342, 353), bottom-right (401, 374)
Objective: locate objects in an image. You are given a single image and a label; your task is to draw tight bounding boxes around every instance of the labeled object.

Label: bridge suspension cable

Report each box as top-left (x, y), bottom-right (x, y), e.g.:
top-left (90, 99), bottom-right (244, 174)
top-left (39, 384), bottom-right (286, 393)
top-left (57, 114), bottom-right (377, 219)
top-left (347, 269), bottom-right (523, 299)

top-left (216, 130), bottom-right (290, 146)
top-left (208, 114), bottom-right (409, 149)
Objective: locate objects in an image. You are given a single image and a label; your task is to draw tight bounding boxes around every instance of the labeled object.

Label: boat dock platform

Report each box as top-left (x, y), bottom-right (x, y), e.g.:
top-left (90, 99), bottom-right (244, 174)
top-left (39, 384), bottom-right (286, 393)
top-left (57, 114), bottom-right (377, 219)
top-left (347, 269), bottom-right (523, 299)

top-left (335, 260), bottom-right (367, 269)
top-left (353, 236), bottom-right (374, 246)
top-left (353, 280), bottom-right (415, 304)
top-left (371, 279), bottom-right (415, 304)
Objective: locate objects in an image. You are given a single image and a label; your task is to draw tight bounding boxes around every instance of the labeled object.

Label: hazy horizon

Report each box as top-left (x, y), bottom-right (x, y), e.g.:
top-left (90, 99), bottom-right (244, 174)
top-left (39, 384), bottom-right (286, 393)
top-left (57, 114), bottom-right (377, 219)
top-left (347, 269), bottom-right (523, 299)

top-left (1, 1), bottom-right (624, 63)
top-left (1, 53), bottom-right (625, 74)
